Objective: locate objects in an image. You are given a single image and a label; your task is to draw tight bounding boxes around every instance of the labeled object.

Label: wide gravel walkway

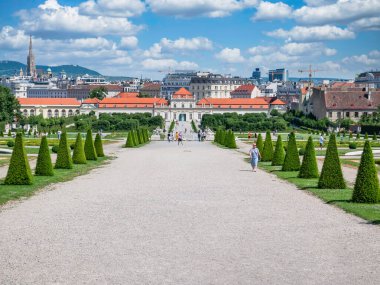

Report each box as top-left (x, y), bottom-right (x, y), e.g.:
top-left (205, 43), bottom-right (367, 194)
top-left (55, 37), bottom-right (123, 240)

top-left (0, 141), bottom-right (379, 284)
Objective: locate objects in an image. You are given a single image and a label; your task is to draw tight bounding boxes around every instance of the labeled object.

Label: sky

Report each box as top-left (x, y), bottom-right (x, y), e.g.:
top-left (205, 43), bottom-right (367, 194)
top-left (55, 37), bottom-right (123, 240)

top-left (0, 0), bottom-right (379, 79)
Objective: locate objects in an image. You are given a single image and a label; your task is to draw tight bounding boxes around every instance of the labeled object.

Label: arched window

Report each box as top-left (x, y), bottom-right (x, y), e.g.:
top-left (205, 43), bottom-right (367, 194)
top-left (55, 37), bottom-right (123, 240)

top-left (54, 109), bottom-right (59, 118)
top-left (68, 109), bottom-right (73, 116)
top-left (30, 109), bottom-right (35, 116)
top-left (76, 110), bottom-right (80, 115)
top-left (61, 110), bottom-right (66, 117)
top-left (47, 110), bottom-right (52, 118)
top-left (23, 109), bottom-right (28, 117)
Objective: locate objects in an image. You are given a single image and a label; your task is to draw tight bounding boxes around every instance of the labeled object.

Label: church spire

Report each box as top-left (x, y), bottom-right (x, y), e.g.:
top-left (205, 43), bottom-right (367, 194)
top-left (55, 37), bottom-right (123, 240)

top-left (27, 35), bottom-right (36, 77)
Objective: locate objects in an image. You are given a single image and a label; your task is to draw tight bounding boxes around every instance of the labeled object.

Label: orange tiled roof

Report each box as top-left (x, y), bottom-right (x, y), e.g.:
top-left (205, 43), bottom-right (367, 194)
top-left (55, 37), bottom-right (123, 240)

top-left (230, 84), bottom-right (256, 94)
top-left (196, 98), bottom-right (273, 109)
top-left (114, 92), bottom-right (139, 98)
top-left (270, 99), bottom-right (286, 105)
top-left (18, 98), bottom-right (81, 106)
top-left (82, 98), bottom-right (101, 104)
top-left (172, 87), bottom-right (193, 99)
top-left (98, 97), bottom-right (168, 108)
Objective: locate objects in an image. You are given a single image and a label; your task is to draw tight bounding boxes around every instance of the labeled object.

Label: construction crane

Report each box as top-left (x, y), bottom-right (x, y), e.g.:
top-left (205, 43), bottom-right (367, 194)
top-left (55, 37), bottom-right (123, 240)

top-left (298, 64), bottom-right (322, 87)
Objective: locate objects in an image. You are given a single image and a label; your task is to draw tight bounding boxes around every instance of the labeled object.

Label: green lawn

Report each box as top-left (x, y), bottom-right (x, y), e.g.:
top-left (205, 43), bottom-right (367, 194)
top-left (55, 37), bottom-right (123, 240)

top-left (256, 161), bottom-right (380, 224)
top-left (0, 157), bottom-right (10, 167)
top-left (0, 157), bottom-right (108, 205)
top-left (104, 132), bottom-right (129, 140)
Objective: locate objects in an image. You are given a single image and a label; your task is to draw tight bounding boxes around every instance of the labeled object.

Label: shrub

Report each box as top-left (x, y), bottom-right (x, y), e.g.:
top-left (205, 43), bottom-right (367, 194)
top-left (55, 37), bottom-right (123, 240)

top-left (72, 133), bottom-right (87, 164)
top-left (125, 131), bottom-right (135, 148)
top-left (214, 129), bottom-right (219, 143)
top-left (7, 140), bottom-right (15, 147)
top-left (51, 145), bottom-right (59, 153)
top-left (0, 130), bottom-right (3, 137)
top-left (365, 133), bottom-right (368, 140)
top-left (349, 142), bottom-right (357, 149)
top-left (70, 143), bottom-right (75, 150)
top-left (352, 141), bottom-right (380, 203)
top-left (356, 133), bottom-right (360, 139)
top-left (94, 133), bottom-right (105, 157)
top-left (261, 131), bottom-right (273, 161)
top-left (220, 130), bottom-right (226, 146)
top-left (272, 135), bottom-right (285, 166)
top-left (35, 136), bottom-right (54, 176)
top-left (226, 130), bottom-right (237, 149)
top-left (84, 129), bottom-right (97, 161)
top-left (168, 120), bottom-right (175, 132)
top-left (7, 129), bottom-right (11, 137)
top-left (349, 133), bottom-right (353, 139)
top-left (282, 132), bottom-right (300, 171)
top-left (256, 133), bottom-right (263, 153)
top-left (191, 120), bottom-right (197, 132)
top-left (298, 136), bottom-right (319, 178)
top-left (55, 132), bottom-right (73, 169)
top-left (373, 133), bottom-right (377, 140)
top-left (298, 148), bottom-right (306, 155)
top-left (4, 133), bottom-right (33, 185)
top-left (318, 134), bottom-right (346, 189)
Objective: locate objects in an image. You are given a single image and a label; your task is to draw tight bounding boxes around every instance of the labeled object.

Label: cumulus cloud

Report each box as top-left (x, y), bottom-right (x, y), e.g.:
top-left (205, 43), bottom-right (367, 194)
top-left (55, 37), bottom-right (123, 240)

top-left (146, 0), bottom-right (258, 18)
top-left (79, 0), bottom-right (145, 17)
top-left (293, 0), bottom-right (380, 25)
top-left (348, 17), bottom-right (380, 31)
top-left (143, 43), bottom-right (163, 58)
top-left (141, 58), bottom-right (198, 70)
top-left (252, 1), bottom-right (292, 21)
top-left (266, 25), bottom-right (355, 42)
top-left (119, 36), bottom-right (139, 49)
top-left (215, 48), bottom-right (244, 63)
top-left (342, 53), bottom-right (380, 66)
top-left (281, 42), bottom-right (336, 56)
top-left (160, 37), bottom-right (213, 51)
top-left (16, 0), bottom-right (142, 37)
top-left (248, 45), bottom-right (276, 55)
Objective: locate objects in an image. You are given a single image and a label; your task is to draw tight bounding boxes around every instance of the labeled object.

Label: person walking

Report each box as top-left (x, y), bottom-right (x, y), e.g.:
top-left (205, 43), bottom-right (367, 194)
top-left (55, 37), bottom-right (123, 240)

top-left (167, 132), bottom-right (171, 142)
top-left (175, 132), bottom-right (179, 141)
top-left (319, 134), bottom-right (324, 150)
top-left (198, 130), bottom-right (201, 142)
top-left (248, 132), bottom-right (252, 141)
top-left (178, 132), bottom-right (183, 146)
top-left (249, 143), bottom-right (261, 172)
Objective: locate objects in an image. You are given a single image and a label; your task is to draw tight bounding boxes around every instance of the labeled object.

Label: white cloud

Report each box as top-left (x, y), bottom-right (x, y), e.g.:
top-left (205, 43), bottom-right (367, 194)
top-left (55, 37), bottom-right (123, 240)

top-left (16, 0), bottom-right (142, 37)
top-left (267, 25), bottom-right (355, 42)
top-left (143, 43), bottom-right (162, 58)
top-left (348, 17), bottom-right (380, 31)
top-left (79, 0), bottom-right (145, 17)
top-left (248, 45), bottom-right (276, 55)
top-left (146, 0), bottom-right (258, 18)
top-left (119, 36), bottom-right (139, 49)
top-left (0, 26), bottom-right (29, 49)
top-left (141, 58), bottom-right (198, 70)
top-left (342, 53), bottom-right (380, 66)
top-left (160, 37), bottom-right (213, 51)
top-left (294, 0), bottom-right (380, 25)
top-left (281, 42), bottom-right (336, 56)
top-left (303, 0), bottom-right (336, 6)
top-left (252, 1), bottom-right (292, 21)
top-left (215, 48), bottom-right (244, 63)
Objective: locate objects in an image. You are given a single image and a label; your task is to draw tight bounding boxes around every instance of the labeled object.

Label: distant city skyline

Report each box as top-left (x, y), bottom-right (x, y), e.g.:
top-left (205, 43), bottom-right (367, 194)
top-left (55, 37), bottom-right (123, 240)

top-left (0, 0), bottom-right (379, 79)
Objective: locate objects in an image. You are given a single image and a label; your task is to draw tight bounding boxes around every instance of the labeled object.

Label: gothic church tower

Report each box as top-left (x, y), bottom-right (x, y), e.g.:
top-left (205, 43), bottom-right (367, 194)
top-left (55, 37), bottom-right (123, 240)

top-left (27, 35), bottom-right (36, 77)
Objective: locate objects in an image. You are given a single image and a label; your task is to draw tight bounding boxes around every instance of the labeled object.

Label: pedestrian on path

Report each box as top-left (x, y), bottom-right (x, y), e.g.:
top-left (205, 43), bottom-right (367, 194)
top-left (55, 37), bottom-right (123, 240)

top-left (175, 132), bottom-right (179, 141)
top-left (198, 130), bottom-right (201, 142)
top-left (249, 143), bottom-right (261, 172)
top-left (167, 132), bottom-right (171, 142)
top-left (319, 134), bottom-right (324, 150)
top-left (178, 132), bottom-right (183, 146)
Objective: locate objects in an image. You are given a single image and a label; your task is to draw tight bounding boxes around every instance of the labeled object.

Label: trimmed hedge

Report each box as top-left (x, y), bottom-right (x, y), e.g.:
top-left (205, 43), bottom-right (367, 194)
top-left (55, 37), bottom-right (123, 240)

top-left (72, 133), bottom-right (87, 164)
top-left (84, 129), bottom-right (97, 161)
top-left (318, 134), bottom-right (346, 189)
top-left (4, 133), bottom-right (33, 185)
top-left (94, 133), bottom-right (105, 157)
top-left (352, 141), bottom-right (379, 203)
top-left (261, 131), bottom-right (273, 162)
top-left (272, 135), bottom-right (285, 166)
top-left (125, 131), bottom-right (135, 148)
top-left (220, 130), bottom-right (226, 146)
top-left (226, 130), bottom-right (237, 148)
top-left (35, 136), bottom-right (54, 176)
top-left (133, 129), bottom-right (138, 146)
top-left (282, 132), bottom-right (300, 171)
top-left (256, 133), bottom-right (263, 153)
top-left (55, 132), bottom-right (73, 169)
top-left (298, 136), bottom-right (319, 178)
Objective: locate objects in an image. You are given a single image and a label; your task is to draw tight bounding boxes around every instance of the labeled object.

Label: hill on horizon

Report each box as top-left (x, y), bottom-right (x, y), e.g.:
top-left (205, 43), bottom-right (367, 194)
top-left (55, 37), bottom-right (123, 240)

top-left (0, 60), bottom-right (101, 77)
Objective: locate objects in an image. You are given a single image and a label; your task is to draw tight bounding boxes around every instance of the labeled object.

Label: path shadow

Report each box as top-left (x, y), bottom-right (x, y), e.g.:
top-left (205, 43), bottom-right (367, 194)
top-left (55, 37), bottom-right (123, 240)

top-left (370, 220), bottom-right (380, 225)
top-left (326, 199), bottom-right (349, 204)
top-left (239, 169), bottom-right (253, 172)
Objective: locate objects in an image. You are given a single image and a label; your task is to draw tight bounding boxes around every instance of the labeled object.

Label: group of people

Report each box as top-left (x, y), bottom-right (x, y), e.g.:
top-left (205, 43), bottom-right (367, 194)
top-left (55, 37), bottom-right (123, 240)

top-left (197, 130), bottom-right (207, 142)
top-left (167, 131), bottom-right (184, 145)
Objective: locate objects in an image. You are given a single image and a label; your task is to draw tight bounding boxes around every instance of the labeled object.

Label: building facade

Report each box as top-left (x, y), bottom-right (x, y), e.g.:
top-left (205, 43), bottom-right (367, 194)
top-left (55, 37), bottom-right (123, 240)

top-left (160, 71), bottom-right (196, 99)
top-left (18, 98), bottom-right (81, 118)
top-left (268, 68), bottom-right (288, 82)
top-left (230, 84), bottom-right (261, 98)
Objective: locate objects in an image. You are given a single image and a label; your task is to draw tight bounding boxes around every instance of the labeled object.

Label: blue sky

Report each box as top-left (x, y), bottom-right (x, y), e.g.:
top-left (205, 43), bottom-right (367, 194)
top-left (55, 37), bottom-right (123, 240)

top-left (0, 0), bottom-right (379, 79)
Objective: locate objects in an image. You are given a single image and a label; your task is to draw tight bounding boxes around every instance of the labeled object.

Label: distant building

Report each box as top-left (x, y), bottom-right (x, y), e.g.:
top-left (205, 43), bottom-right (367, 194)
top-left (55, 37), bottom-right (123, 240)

top-left (190, 73), bottom-right (247, 100)
top-left (27, 36), bottom-right (36, 78)
top-left (230, 84), bottom-right (260, 98)
top-left (309, 86), bottom-right (380, 122)
top-left (28, 87), bottom-right (68, 98)
top-left (268, 68), bottom-right (288, 82)
top-left (276, 82), bottom-right (301, 109)
top-left (355, 71), bottom-right (380, 88)
top-left (140, 83), bottom-right (161, 97)
top-left (251, 68), bottom-right (261, 84)
top-left (67, 84), bottom-right (123, 100)
top-left (161, 71), bottom-right (196, 99)
top-left (19, 98), bottom-right (81, 118)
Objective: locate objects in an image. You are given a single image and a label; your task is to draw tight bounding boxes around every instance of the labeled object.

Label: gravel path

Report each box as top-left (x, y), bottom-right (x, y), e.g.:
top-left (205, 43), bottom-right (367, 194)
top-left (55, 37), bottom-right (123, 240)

top-left (0, 141), bottom-right (379, 284)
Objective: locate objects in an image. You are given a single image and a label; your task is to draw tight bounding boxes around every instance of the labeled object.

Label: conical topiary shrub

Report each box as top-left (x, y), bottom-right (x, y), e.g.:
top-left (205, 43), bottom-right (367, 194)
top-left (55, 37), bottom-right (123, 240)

top-left (352, 141), bottom-right (379, 203)
top-left (133, 129), bottom-right (139, 145)
top-left (261, 131), bottom-right (273, 162)
top-left (35, 136), bottom-right (54, 176)
top-left (373, 133), bottom-right (377, 140)
top-left (256, 133), bottom-right (263, 153)
top-left (125, 131), bottom-right (135, 148)
top-left (214, 129), bottom-right (219, 143)
top-left (298, 136), bottom-right (319, 178)
top-left (84, 129), bottom-right (97, 161)
top-left (72, 133), bottom-right (87, 164)
top-left (318, 134), bottom-right (346, 189)
top-left (272, 135), bottom-right (285, 166)
top-left (55, 132), bottom-right (73, 169)
top-left (94, 133), bottom-right (105, 157)
top-left (282, 132), bottom-right (300, 171)
top-left (229, 130), bottom-right (237, 148)
top-left (365, 133), bottom-right (368, 140)
top-left (220, 130), bottom-right (226, 146)
top-left (356, 133), bottom-right (360, 139)
top-left (4, 133), bottom-right (33, 185)
top-left (137, 129), bottom-right (143, 144)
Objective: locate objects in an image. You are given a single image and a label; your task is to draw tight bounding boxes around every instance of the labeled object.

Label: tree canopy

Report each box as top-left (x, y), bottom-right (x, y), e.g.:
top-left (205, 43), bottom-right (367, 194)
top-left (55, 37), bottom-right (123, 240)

top-left (0, 86), bottom-right (20, 123)
top-left (89, 86), bottom-right (108, 100)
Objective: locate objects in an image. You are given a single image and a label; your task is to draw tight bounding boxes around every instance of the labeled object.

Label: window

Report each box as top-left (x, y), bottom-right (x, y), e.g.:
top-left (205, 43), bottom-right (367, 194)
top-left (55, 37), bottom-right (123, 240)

top-left (174, 104), bottom-right (177, 108)
top-left (68, 110), bottom-right (73, 116)
top-left (182, 104), bottom-right (185, 108)
top-left (174, 113), bottom-right (176, 119)
top-left (328, 112), bottom-right (332, 118)
top-left (354, 112), bottom-right (359, 118)
top-left (346, 112), bottom-right (350, 117)
top-left (190, 113), bottom-right (193, 120)
top-left (198, 113), bottom-right (202, 120)
top-left (61, 110), bottom-right (66, 117)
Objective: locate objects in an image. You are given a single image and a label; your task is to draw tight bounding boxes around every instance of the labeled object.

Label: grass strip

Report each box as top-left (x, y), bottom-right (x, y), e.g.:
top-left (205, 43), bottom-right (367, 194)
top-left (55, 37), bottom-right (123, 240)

top-left (0, 157), bottom-right (109, 205)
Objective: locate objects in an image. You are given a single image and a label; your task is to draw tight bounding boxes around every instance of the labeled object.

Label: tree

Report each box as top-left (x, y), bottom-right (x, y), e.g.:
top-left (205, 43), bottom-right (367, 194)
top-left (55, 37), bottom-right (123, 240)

top-left (261, 131), bottom-right (273, 161)
top-left (137, 129), bottom-right (144, 144)
top-left (272, 135), bottom-right (285, 166)
top-left (373, 133), bottom-right (377, 140)
top-left (318, 134), bottom-right (346, 189)
top-left (55, 132), bottom-right (73, 169)
top-left (226, 130), bottom-right (237, 148)
top-left (282, 132), bottom-right (300, 171)
top-left (256, 133), bottom-right (264, 153)
top-left (84, 129), bottom-right (97, 160)
top-left (72, 133), bottom-right (87, 164)
top-left (214, 129), bottom-right (219, 143)
top-left (352, 141), bottom-right (379, 203)
top-left (89, 86), bottom-right (108, 100)
top-left (0, 86), bottom-right (21, 123)
top-left (4, 133), bottom-right (33, 185)
top-left (94, 133), bottom-right (105, 157)
top-left (125, 131), bottom-right (135, 148)
top-left (298, 136), bottom-right (319, 178)
top-left (35, 136), bottom-right (54, 176)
